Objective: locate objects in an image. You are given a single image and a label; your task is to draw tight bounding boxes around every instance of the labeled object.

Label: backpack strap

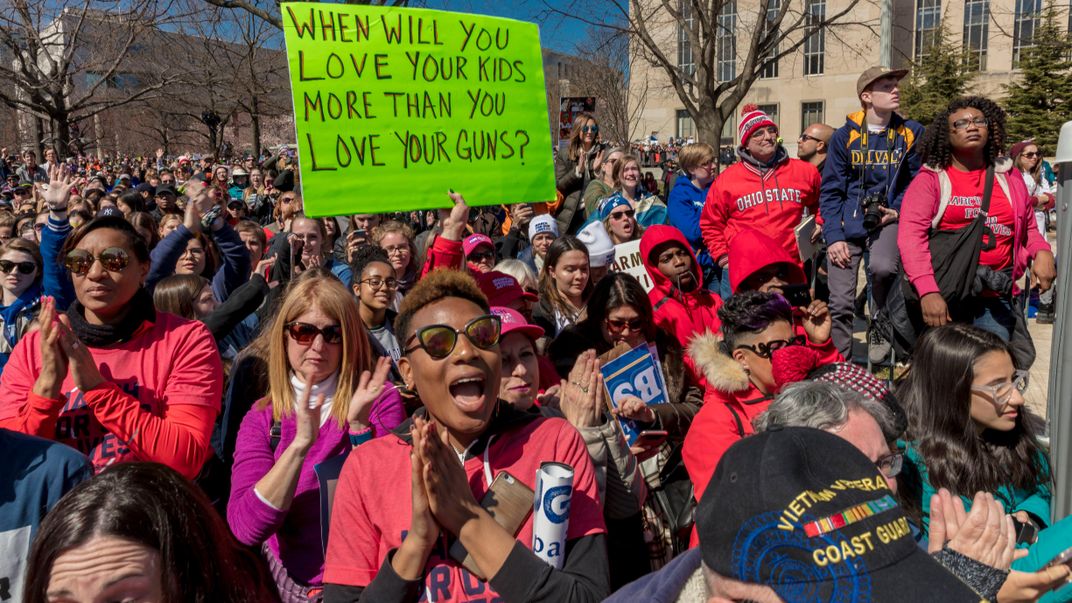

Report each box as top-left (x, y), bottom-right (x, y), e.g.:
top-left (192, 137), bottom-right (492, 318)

top-left (930, 170), bottom-right (954, 229)
top-left (653, 297), bottom-right (671, 312)
top-left (269, 420), bottom-right (282, 453)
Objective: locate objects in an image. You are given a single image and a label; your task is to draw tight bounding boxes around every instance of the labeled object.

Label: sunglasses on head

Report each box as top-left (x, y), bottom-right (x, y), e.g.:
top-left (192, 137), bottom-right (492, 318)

top-left (0, 260), bottom-right (35, 275)
top-left (404, 314), bottom-right (501, 359)
top-left (286, 321), bottom-right (344, 345)
top-left (64, 247), bottom-right (130, 276)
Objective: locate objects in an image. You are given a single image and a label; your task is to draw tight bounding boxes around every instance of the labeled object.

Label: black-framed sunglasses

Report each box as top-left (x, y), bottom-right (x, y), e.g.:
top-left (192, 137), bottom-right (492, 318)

top-left (64, 247), bottom-right (130, 276)
top-left (0, 260), bottom-right (36, 275)
top-left (404, 314), bottom-right (501, 359)
top-left (467, 249), bottom-right (496, 263)
top-left (799, 133), bottom-right (821, 143)
top-left (286, 322), bottom-right (344, 345)
top-left (605, 316), bottom-right (643, 332)
top-left (735, 335), bottom-right (806, 359)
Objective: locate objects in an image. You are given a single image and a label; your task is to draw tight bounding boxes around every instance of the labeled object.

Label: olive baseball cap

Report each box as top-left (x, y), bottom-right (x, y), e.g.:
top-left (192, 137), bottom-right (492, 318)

top-left (857, 66), bottom-right (909, 97)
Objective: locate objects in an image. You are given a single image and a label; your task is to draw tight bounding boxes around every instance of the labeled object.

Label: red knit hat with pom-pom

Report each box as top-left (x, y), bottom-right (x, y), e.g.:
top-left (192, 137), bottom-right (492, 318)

top-left (738, 103), bottom-right (778, 144)
top-left (770, 345), bottom-right (824, 393)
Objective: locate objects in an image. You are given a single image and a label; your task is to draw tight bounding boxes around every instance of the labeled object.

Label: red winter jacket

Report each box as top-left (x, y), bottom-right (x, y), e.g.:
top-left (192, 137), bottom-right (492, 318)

top-left (728, 228), bottom-right (807, 294)
top-left (681, 328), bottom-right (840, 547)
top-left (640, 225), bottom-right (722, 350)
top-left (700, 150), bottom-right (820, 265)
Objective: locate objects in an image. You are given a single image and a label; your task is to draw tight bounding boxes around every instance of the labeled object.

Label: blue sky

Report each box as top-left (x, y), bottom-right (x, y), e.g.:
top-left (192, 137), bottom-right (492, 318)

top-left (422, 0), bottom-right (597, 54)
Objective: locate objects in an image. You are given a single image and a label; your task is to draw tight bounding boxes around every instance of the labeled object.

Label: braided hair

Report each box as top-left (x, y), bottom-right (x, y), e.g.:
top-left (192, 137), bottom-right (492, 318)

top-left (919, 96), bottom-right (1007, 169)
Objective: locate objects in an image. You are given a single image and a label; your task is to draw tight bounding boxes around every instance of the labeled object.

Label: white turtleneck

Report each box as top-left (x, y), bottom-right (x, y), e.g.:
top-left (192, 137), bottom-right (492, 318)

top-left (290, 371), bottom-right (339, 427)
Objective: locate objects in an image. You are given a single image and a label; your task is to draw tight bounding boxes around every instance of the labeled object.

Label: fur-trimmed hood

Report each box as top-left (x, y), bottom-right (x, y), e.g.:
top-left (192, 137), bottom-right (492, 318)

top-left (688, 331), bottom-right (750, 394)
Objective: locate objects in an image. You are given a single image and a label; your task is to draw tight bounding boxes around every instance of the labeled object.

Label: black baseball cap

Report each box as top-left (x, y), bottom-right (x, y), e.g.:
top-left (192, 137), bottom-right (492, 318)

top-left (696, 427), bottom-right (984, 602)
top-left (155, 184), bottom-right (177, 197)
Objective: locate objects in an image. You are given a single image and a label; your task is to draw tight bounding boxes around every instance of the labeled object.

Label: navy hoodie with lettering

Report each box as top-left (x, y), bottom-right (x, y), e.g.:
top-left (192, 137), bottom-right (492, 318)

top-left (819, 110), bottom-right (924, 243)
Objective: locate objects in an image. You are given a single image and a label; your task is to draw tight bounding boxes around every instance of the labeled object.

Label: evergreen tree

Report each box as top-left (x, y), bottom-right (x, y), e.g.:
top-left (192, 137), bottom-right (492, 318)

top-left (900, 20), bottom-right (975, 127)
top-left (1003, 2), bottom-right (1072, 152)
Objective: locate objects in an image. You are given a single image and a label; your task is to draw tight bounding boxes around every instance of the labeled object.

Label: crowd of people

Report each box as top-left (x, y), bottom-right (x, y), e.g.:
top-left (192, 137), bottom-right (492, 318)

top-left (1, 65), bottom-right (1069, 603)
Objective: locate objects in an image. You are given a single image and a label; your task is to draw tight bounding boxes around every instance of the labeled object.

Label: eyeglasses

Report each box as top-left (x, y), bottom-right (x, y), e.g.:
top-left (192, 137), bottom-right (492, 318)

top-left (403, 314), bottom-right (501, 359)
top-left (1021, 151), bottom-right (1040, 158)
top-left (360, 276), bottom-right (398, 290)
top-left (799, 133), bottom-right (822, 143)
top-left (605, 316), bottom-right (643, 333)
top-left (383, 245), bottom-right (409, 256)
top-left (0, 260), bottom-right (35, 275)
top-left (468, 249), bottom-right (496, 263)
top-left (876, 452), bottom-right (903, 479)
top-left (64, 247), bottom-right (130, 276)
top-left (609, 209), bottom-right (636, 221)
top-left (286, 322), bottom-right (344, 345)
top-left (581, 125), bottom-right (599, 134)
top-left (952, 117), bottom-right (989, 131)
top-left (735, 335), bottom-right (806, 359)
top-left (971, 370), bottom-right (1029, 410)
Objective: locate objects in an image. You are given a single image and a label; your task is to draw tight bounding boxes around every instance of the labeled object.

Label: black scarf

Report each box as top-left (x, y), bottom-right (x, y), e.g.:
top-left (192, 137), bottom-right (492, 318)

top-left (66, 287), bottom-right (157, 348)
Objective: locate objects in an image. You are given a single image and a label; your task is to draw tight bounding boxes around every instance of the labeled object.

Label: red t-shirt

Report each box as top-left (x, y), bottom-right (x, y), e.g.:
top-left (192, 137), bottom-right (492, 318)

top-left (324, 415), bottom-right (606, 600)
top-left (938, 167), bottom-right (1015, 272)
top-left (0, 313), bottom-right (222, 471)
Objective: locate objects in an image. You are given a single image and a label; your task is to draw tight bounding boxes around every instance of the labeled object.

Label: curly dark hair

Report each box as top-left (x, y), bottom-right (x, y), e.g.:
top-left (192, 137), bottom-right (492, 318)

top-left (349, 243), bottom-right (391, 281)
top-left (919, 96), bottom-right (1007, 169)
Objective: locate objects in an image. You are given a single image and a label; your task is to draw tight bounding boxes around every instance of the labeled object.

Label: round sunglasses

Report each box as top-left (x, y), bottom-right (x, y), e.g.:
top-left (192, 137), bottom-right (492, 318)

top-left (0, 260), bottom-right (36, 275)
top-left (64, 247), bottom-right (130, 276)
top-left (403, 314), bottom-right (501, 359)
top-left (286, 321), bottom-right (344, 345)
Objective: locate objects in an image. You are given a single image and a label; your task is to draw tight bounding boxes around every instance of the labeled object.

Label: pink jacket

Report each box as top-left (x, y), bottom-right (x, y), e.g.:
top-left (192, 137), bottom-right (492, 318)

top-left (898, 163), bottom-right (1051, 298)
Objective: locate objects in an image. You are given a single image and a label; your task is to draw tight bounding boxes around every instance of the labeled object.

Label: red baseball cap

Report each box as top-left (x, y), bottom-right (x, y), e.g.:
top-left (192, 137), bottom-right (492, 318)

top-left (491, 306), bottom-right (544, 340)
top-left (476, 271), bottom-right (537, 307)
top-left (463, 233), bottom-right (495, 257)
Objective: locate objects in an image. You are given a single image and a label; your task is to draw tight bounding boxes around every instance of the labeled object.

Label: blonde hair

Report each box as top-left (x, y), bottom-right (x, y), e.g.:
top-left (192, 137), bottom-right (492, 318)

top-left (678, 143), bottom-right (716, 173)
top-left (568, 113), bottom-right (597, 162)
top-left (262, 274), bottom-right (372, 426)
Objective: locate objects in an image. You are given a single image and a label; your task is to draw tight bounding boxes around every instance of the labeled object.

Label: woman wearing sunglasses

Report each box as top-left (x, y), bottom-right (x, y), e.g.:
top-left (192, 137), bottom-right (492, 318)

top-left (896, 323), bottom-right (1072, 601)
top-left (229, 274), bottom-right (401, 601)
top-left (147, 179), bottom-right (252, 304)
top-left (548, 272), bottom-right (702, 575)
top-left (1011, 139), bottom-right (1057, 324)
top-left (0, 214), bottom-right (223, 480)
top-left (684, 290), bottom-right (837, 504)
top-left (323, 269), bottom-right (609, 602)
top-left (899, 96), bottom-right (1055, 340)
top-left (598, 196), bottom-right (642, 245)
top-left (556, 113), bottom-right (606, 234)
top-left (0, 238), bottom-right (43, 376)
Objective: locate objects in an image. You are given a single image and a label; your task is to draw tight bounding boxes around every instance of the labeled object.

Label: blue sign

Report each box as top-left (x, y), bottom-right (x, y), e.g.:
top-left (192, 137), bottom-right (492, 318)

top-left (600, 344), bottom-right (667, 445)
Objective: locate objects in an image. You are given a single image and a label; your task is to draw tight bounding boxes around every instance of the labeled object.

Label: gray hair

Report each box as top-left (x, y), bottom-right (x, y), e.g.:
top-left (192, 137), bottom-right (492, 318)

top-left (493, 259), bottom-right (538, 291)
top-left (754, 380), bottom-right (895, 436)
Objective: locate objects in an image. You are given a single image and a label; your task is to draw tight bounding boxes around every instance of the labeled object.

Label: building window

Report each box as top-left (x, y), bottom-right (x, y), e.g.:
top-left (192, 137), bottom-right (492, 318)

top-left (676, 109), bottom-right (696, 140)
top-left (801, 101), bottom-right (825, 128)
top-left (677, 1), bottom-right (695, 75)
top-left (717, 1), bottom-right (737, 82)
top-left (1013, 0), bottom-right (1043, 67)
top-left (915, 0), bottom-right (942, 60)
top-left (963, 0), bottom-right (990, 71)
top-left (757, 104), bottom-right (780, 129)
top-left (760, 0), bottom-right (780, 79)
top-left (803, 0), bottom-right (825, 75)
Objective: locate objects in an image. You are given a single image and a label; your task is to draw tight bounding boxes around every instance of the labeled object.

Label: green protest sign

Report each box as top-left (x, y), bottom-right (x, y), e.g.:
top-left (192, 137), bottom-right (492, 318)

top-left (281, 3), bottom-right (556, 217)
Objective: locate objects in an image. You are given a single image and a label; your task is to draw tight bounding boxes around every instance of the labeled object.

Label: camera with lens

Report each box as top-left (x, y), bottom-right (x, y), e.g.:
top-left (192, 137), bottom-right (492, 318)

top-left (861, 193), bottom-right (887, 232)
